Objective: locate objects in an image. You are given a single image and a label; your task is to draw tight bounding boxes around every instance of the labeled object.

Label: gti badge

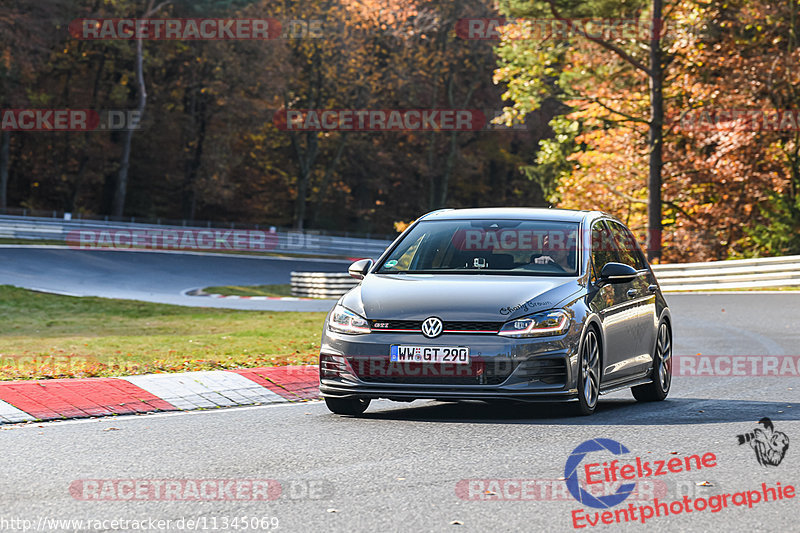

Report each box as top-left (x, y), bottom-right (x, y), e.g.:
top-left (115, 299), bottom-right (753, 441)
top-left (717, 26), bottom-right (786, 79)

top-left (421, 317), bottom-right (443, 338)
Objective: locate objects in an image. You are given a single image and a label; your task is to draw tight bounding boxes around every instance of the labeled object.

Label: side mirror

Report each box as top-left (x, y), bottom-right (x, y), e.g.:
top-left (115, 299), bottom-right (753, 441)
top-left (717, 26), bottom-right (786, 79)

top-left (598, 262), bottom-right (637, 285)
top-left (348, 258), bottom-right (373, 280)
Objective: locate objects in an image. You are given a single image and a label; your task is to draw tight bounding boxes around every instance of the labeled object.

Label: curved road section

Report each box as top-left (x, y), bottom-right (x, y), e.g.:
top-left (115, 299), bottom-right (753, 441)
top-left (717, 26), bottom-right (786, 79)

top-left (0, 246), bottom-right (349, 311)
top-left (0, 293), bottom-right (798, 531)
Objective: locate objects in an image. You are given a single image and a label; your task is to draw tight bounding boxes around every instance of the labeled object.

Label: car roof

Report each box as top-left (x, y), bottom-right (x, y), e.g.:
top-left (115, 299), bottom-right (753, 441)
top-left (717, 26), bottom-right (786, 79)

top-left (420, 207), bottom-right (600, 223)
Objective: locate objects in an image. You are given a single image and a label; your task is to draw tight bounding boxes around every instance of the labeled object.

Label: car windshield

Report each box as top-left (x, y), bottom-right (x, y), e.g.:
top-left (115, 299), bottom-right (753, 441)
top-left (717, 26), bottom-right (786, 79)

top-left (377, 219), bottom-right (580, 276)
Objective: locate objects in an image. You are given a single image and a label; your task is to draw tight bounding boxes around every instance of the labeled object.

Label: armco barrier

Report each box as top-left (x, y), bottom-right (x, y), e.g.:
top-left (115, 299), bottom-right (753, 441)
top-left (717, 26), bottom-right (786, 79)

top-left (4, 213), bottom-right (798, 291)
top-left (651, 255), bottom-right (800, 291)
top-left (290, 272), bottom-right (359, 298)
top-left (0, 214), bottom-right (392, 259)
top-left (291, 255), bottom-right (800, 298)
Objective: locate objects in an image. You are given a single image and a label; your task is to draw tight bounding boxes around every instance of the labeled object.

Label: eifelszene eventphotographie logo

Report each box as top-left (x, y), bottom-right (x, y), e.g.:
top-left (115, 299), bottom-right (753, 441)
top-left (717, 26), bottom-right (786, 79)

top-left (565, 437), bottom-right (795, 529)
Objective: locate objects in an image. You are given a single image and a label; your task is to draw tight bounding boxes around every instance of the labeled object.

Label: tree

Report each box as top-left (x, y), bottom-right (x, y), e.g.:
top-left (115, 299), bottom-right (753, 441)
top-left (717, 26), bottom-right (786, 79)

top-left (111, 0), bottom-right (169, 218)
top-left (0, 0), bottom-right (70, 208)
top-left (494, 0), bottom-right (669, 260)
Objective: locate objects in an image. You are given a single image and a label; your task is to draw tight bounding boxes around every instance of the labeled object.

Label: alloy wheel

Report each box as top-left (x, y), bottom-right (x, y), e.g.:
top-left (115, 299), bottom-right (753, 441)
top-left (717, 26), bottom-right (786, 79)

top-left (581, 330), bottom-right (600, 408)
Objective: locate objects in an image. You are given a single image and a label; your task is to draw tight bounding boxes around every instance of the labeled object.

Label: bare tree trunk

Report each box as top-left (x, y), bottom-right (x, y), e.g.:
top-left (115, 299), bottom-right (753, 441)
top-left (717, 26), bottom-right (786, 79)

top-left (646, 0), bottom-right (664, 262)
top-left (435, 132), bottom-right (458, 207)
top-left (182, 84), bottom-right (208, 221)
top-left (0, 130), bottom-right (9, 209)
top-left (431, 80), bottom-right (477, 208)
top-left (111, 0), bottom-right (165, 217)
top-left (182, 117), bottom-right (206, 221)
top-left (112, 35), bottom-right (146, 217)
top-left (291, 131), bottom-right (319, 230)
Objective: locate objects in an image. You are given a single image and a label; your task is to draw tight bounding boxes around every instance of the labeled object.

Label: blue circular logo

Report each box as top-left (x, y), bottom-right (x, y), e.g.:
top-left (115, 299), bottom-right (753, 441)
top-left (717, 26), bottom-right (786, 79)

top-left (564, 438), bottom-right (636, 509)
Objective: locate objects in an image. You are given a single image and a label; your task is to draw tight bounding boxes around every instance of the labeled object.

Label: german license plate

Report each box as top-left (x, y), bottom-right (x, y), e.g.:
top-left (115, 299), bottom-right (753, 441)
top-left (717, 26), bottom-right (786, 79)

top-left (390, 345), bottom-right (470, 364)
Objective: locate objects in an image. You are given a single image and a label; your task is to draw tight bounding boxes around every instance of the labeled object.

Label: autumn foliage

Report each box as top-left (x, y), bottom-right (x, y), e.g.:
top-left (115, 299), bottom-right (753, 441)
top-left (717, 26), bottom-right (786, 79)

top-left (1, 0), bottom-right (799, 260)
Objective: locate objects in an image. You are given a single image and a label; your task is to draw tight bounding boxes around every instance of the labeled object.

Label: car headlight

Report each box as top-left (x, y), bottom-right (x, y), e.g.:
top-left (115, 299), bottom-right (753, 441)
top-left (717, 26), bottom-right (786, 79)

top-left (498, 310), bottom-right (570, 338)
top-left (328, 304), bottom-right (371, 335)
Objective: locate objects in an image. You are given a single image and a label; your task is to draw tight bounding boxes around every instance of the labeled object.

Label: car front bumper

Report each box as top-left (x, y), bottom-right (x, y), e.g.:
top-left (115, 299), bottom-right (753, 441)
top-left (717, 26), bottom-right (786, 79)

top-left (318, 329), bottom-right (581, 402)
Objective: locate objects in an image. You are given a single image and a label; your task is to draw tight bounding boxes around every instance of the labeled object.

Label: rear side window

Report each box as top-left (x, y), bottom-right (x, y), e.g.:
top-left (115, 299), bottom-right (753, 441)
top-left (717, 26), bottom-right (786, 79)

top-left (607, 221), bottom-right (647, 271)
top-left (591, 221), bottom-right (617, 277)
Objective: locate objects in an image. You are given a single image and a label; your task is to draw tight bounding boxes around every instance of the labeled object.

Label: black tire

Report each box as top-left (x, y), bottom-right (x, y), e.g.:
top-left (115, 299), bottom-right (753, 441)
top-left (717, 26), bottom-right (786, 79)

top-left (632, 321), bottom-right (672, 402)
top-left (573, 327), bottom-right (601, 416)
top-left (324, 397), bottom-right (371, 415)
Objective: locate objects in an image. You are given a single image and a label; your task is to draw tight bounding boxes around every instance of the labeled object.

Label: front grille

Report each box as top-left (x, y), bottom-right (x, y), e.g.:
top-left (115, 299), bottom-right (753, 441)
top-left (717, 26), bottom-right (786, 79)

top-left (347, 357), bottom-right (514, 385)
top-left (444, 321), bottom-right (502, 332)
top-left (370, 320), bottom-right (419, 331)
top-left (369, 320), bottom-right (502, 334)
top-left (517, 358), bottom-right (568, 385)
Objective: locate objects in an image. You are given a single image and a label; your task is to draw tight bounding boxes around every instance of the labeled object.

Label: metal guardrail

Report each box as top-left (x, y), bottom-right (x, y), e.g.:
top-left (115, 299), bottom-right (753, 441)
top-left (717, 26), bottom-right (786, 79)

top-left (651, 255), bottom-right (800, 291)
top-left (0, 214), bottom-right (392, 259)
top-left (291, 255), bottom-right (800, 298)
top-left (290, 272), bottom-right (359, 298)
top-left (5, 212), bottom-right (797, 292)
top-left (0, 207), bottom-right (396, 240)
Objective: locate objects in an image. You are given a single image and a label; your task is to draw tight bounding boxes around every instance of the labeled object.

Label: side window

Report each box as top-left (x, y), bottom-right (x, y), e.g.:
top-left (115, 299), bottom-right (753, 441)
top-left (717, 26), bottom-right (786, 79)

top-left (626, 227), bottom-right (649, 270)
top-left (591, 221), bottom-right (618, 277)
top-left (607, 221), bottom-right (646, 270)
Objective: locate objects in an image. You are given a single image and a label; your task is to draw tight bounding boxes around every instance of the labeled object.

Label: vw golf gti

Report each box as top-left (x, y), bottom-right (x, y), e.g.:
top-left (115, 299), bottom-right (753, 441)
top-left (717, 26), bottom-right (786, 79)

top-left (319, 208), bottom-right (672, 416)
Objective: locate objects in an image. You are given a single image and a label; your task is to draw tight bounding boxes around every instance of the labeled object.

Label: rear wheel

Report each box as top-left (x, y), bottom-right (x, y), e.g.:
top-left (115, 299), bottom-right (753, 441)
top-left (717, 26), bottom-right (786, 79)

top-left (324, 397), bottom-right (371, 415)
top-left (632, 322), bottom-right (672, 402)
top-left (574, 328), bottom-right (600, 416)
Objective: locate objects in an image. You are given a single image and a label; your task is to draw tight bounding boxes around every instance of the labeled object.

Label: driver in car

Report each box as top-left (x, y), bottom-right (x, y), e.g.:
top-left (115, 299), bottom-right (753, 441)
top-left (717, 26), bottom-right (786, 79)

top-left (531, 233), bottom-right (571, 269)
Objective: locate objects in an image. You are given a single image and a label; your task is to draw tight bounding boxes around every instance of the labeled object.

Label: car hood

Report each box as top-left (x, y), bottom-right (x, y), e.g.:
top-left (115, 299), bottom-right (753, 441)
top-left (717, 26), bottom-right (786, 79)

top-left (340, 273), bottom-right (582, 321)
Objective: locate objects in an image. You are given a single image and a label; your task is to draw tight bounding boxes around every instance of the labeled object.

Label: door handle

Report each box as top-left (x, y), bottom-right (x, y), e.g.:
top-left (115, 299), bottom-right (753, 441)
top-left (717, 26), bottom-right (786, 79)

top-left (647, 284), bottom-right (658, 293)
top-left (626, 289), bottom-right (638, 298)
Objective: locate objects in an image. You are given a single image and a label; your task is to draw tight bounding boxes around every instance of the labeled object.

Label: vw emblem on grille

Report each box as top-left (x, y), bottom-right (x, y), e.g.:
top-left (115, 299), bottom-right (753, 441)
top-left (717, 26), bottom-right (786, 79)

top-left (421, 317), bottom-right (443, 338)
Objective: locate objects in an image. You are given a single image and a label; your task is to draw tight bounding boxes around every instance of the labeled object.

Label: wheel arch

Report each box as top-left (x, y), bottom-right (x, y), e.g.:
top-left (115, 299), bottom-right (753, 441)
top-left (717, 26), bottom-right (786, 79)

top-left (659, 308), bottom-right (672, 328)
top-left (580, 313), bottom-right (605, 381)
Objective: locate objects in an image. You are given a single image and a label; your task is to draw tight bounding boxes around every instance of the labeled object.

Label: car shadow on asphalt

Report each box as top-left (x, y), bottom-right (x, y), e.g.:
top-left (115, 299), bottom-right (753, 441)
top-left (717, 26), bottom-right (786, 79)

top-left (356, 397), bottom-right (799, 425)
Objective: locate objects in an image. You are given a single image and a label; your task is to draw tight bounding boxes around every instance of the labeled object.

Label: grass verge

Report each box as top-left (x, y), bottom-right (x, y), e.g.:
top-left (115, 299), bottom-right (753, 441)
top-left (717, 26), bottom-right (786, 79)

top-left (202, 284), bottom-right (294, 297)
top-left (0, 285), bottom-right (325, 380)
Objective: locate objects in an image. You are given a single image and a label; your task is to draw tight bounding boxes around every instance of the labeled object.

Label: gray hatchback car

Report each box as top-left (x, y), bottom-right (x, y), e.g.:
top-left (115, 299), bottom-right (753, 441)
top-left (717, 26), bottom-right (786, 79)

top-left (319, 208), bottom-right (672, 416)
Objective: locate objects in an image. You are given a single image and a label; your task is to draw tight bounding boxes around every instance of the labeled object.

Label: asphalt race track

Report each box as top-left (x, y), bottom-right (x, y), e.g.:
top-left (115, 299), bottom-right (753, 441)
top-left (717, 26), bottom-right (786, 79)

top-left (0, 284), bottom-right (798, 531)
top-left (0, 246), bottom-right (348, 311)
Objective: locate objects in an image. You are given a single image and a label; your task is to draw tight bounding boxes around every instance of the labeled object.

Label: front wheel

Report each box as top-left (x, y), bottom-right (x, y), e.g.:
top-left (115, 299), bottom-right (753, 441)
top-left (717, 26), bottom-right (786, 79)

top-left (324, 397), bottom-right (371, 415)
top-left (573, 328), bottom-right (600, 416)
top-left (632, 322), bottom-right (672, 402)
